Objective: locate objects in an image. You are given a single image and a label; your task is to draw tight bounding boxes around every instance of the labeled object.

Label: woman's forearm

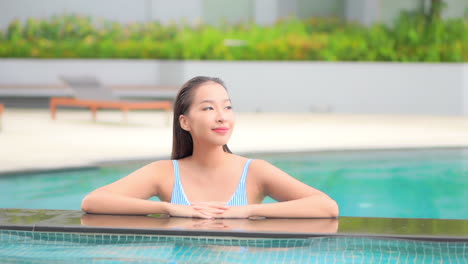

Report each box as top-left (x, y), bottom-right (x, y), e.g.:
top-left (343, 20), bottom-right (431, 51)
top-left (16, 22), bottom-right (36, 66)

top-left (248, 195), bottom-right (339, 218)
top-left (81, 191), bottom-right (168, 215)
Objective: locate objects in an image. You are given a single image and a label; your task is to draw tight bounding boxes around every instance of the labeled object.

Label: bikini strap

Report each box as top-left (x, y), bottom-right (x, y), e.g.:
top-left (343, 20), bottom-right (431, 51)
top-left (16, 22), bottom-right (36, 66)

top-left (240, 159), bottom-right (253, 185)
top-left (170, 160), bottom-right (190, 205)
top-left (227, 159), bottom-right (253, 206)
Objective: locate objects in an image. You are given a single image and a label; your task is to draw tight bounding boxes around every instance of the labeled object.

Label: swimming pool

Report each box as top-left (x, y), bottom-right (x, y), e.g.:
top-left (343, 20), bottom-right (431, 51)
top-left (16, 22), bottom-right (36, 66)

top-left (1, 148), bottom-right (467, 219)
top-left (1, 208), bottom-right (467, 263)
top-left (2, 230), bottom-right (465, 263)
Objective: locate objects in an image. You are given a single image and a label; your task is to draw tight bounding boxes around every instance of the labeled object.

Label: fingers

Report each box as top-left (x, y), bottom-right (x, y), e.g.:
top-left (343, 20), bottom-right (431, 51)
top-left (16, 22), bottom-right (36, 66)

top-left (191, 210), bottom-right (214, 219)
top-left (192, 205), bottom-right (226, 214)
top-left (191, 202), bottom-right (228, 210)
top-left (191, 202), bottom-right (228, 216)
top-left (168, 203), bottom-right (240, 219)
top-left (194, 213), bottom-right (214, 219)
top-left (168, 204), bottom-right (216, 219)
top-left (192, 207), bottom-right (222, 219)
top-left (212, 206), bottom-right (249, 219)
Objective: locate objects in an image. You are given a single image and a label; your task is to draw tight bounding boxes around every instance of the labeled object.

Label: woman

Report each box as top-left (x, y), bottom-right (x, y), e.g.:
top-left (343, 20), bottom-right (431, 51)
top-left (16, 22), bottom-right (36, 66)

top-left (81, 76), bottom-right (338, 218)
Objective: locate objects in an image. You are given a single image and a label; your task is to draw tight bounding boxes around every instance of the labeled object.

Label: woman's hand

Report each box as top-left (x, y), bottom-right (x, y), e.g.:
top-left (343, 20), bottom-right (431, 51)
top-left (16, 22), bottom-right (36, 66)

top-left (166, 203), bottom-right (217, 219)
top-left (191, 201), bottom-right (228, 215)
top-left (166, 202), bottom-right (229, 219)
top-left (217, 206), bottom-right (252, 219)
top-left (167, 202), bottom-right (251, 219)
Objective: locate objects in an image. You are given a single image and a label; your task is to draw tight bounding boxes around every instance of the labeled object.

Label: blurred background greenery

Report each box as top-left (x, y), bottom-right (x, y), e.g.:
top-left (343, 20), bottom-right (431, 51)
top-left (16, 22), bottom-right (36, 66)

top-left (0, 1), bottom-right (466, 62)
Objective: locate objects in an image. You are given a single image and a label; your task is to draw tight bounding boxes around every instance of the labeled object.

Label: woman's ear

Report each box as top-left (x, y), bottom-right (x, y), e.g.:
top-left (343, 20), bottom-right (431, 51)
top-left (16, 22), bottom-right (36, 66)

top-left (179, 115), bottom-right (191, 131)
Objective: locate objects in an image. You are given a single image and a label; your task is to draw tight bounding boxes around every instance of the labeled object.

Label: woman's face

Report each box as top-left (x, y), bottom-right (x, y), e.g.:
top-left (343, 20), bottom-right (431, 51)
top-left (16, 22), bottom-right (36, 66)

top-left (179, 81), bottom-right (235, 147)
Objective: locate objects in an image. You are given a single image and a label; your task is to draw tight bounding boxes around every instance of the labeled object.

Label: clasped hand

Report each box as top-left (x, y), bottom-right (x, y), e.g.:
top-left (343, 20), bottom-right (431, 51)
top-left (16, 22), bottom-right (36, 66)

top-left (167, 201), bottom-right (250, 219)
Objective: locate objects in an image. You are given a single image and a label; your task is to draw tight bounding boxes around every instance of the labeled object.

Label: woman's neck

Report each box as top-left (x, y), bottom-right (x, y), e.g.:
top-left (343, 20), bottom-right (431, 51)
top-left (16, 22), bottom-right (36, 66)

top-left (190, 143), bottom-right (229, 169)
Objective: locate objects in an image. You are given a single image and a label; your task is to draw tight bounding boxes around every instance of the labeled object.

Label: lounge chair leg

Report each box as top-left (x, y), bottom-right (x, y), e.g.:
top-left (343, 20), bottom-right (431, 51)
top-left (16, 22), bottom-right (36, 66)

top-left (91, 106), bottom-right (98, 122)
top-left (122, 109), bottom-right (129, 123)
top-left (50, 100), bottom-right (57, 120)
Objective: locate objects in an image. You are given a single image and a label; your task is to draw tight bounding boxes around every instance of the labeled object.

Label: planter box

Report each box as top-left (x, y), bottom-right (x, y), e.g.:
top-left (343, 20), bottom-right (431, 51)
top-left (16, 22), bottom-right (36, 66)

top-left (0, 59), bottom-right (467, 115)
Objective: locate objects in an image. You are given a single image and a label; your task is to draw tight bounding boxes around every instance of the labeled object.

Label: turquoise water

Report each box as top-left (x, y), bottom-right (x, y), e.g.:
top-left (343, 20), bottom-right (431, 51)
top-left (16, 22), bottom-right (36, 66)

top-left (1, 148), bottom-right (467, 219)
top-left (1, 230), bottom-right (466, 263)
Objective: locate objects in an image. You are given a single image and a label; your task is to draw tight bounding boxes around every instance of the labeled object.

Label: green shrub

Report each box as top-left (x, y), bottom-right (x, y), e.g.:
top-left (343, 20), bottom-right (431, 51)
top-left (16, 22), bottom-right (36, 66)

top-left (0, 12), bottom-right (465, 62)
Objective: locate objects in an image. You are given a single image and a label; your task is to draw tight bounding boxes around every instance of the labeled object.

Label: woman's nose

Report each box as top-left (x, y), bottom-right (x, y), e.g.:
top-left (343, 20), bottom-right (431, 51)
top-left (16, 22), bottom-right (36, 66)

top-left (216, 110), bottom-right (226, 123)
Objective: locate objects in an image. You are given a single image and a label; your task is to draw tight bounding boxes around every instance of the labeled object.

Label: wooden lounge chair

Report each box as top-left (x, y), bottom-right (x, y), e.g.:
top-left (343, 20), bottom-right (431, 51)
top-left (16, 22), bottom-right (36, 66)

top-left (50, 76), bottom-right (173, 123)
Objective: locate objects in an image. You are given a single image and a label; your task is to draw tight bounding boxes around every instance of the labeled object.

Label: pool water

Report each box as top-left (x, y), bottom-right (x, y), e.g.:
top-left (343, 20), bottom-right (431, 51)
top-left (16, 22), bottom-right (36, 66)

top-left (1, 148), bottom-right (467, 219)
top-left (1, 230), bottom-right (466, 263)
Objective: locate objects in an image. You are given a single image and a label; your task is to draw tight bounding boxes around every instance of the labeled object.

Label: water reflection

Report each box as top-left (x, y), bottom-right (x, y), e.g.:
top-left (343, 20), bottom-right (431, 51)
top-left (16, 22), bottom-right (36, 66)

top-left (81, 214), bottom-right (339, 234)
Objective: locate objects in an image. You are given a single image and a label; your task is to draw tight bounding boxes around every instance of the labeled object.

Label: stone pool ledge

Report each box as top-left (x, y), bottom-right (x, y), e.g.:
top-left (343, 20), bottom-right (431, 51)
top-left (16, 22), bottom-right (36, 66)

top-left (0, 208), bottom-right (466, 242)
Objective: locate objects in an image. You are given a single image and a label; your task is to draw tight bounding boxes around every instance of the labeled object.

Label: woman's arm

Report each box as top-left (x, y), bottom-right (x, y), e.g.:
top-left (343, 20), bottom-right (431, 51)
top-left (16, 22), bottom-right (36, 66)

top-left (221, 159), bottom-right (339, 218)
top-left (81, 191), bottom-right (169, 215)
top-left (81, 161), bottom-right (167, 215)
top-left (81, 160), bottom-right (224, 218)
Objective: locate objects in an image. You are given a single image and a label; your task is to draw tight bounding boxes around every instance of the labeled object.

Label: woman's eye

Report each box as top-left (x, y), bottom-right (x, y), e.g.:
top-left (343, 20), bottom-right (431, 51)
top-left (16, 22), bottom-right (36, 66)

top-left (225, 106), bottom-right (233, 110)
top-left (203, 106), bottom-right (214, 111)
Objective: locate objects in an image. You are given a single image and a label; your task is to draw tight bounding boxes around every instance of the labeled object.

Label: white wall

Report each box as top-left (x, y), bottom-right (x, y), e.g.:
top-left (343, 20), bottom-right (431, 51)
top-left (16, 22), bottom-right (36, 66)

top-left (463, 64), bottom-right (468, 115)
top-left (0, 0), bottom-right (149, 27)
top-left (183, 61), bottom-right (464, 115)
top-left (0, 59), bottom-right (466, 115)
top-left (254, 0), bottom-right (279, 26)
top-left (345, 0), bottom-right (380, 26)
top-left (0, 0), bottom-right (202, 29)
top-left (151, 0), bottom-right (202, 24)
top-left (0, 59), bottom-right (162, 85)
top-left (1, 0), bottom-right (465, 29)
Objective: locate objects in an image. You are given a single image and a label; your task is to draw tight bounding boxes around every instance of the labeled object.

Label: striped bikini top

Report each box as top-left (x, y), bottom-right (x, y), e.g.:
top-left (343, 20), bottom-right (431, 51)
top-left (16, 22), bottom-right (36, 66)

top-left (170, 159), bottom-right (253, 206)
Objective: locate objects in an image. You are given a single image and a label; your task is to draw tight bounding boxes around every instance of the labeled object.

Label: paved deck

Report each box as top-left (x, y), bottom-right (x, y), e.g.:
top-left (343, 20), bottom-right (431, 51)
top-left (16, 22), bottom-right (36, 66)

top-left (1, 109), bottom-right (468, 174)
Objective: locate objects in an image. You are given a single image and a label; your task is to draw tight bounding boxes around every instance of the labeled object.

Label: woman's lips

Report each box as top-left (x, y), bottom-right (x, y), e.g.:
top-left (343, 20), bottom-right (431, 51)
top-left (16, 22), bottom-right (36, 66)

top-left (212, 127), bottom-right (229, 134)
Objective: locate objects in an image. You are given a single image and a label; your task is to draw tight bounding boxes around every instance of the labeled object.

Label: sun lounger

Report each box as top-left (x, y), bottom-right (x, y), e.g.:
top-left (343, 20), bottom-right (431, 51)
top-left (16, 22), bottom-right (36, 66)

top-left (51, 76), bottom-right (173, 123)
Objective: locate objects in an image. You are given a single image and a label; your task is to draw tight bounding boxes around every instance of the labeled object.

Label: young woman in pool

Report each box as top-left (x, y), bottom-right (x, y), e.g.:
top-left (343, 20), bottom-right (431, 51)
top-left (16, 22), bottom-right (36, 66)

top-left (81, 76), bottom-right (338, 219)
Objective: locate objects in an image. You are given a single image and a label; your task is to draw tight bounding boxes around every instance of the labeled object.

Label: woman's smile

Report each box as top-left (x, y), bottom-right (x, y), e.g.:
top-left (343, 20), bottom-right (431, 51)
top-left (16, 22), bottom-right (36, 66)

top-left (212, 127), bottom-right (229, 134)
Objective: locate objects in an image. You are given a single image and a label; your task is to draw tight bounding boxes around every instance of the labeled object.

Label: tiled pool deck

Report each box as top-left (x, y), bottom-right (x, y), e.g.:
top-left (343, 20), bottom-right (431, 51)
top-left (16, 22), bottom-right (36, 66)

top-left (1, 209), bottom-right (467, 242)
top-left (2, 209), bottom-right (466, 263)
top-left (1, 108), bottom-right (468, 174)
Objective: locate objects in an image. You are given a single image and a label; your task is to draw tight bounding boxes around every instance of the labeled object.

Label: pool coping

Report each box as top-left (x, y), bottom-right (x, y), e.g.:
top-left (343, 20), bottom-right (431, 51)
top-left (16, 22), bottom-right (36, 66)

top-left (1, 209), bottom-right (467, 242)
top-left (1, 224), bottom-right (467, 242)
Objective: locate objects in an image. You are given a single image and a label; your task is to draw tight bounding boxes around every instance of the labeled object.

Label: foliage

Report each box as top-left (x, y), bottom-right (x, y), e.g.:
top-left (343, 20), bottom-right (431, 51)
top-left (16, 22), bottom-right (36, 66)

top-left (0, 11), bottom-right (465, 62)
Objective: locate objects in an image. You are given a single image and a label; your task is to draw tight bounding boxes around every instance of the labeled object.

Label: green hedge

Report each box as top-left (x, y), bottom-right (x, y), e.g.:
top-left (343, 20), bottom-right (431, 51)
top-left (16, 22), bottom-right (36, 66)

top-left (0, 11), bottom-right (466, 62)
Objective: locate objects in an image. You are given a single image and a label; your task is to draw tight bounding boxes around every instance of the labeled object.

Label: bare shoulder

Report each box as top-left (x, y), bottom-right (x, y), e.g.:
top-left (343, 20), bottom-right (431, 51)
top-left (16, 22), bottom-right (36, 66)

top-left (226, 155), bottom-right (275, 170)
top-left (151, 159), bottom-right (173, 168)
top-left (248, 159), bottom-right (321, 200)
top-left (249, 159), bottom-right (278, 174)
top-left (240, 158), bottom-right (282, 180)
top-left (125, 159), bottom-right (173, 181)
top-left (228, 153), bottom-right (250, 163)
top-left (148, 160), bottom-right (173, 178)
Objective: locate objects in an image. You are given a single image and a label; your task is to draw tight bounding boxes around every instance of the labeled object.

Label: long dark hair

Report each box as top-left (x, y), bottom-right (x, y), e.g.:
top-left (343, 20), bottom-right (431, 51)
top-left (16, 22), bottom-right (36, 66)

top-left (171, 76), bottom-right (232, 160)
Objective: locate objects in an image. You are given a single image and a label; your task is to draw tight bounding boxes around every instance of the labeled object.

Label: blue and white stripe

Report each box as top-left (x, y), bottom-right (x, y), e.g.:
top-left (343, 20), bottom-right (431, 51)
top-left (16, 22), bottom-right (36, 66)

top-left (170, 159), bottom-right (252, 206)
top-left (170, 159), bottom-right (191, 205)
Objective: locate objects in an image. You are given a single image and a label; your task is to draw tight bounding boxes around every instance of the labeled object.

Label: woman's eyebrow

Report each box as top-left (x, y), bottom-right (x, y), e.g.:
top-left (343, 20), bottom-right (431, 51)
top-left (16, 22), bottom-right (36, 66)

top-left (199, 99), bottom-right (231, 104)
